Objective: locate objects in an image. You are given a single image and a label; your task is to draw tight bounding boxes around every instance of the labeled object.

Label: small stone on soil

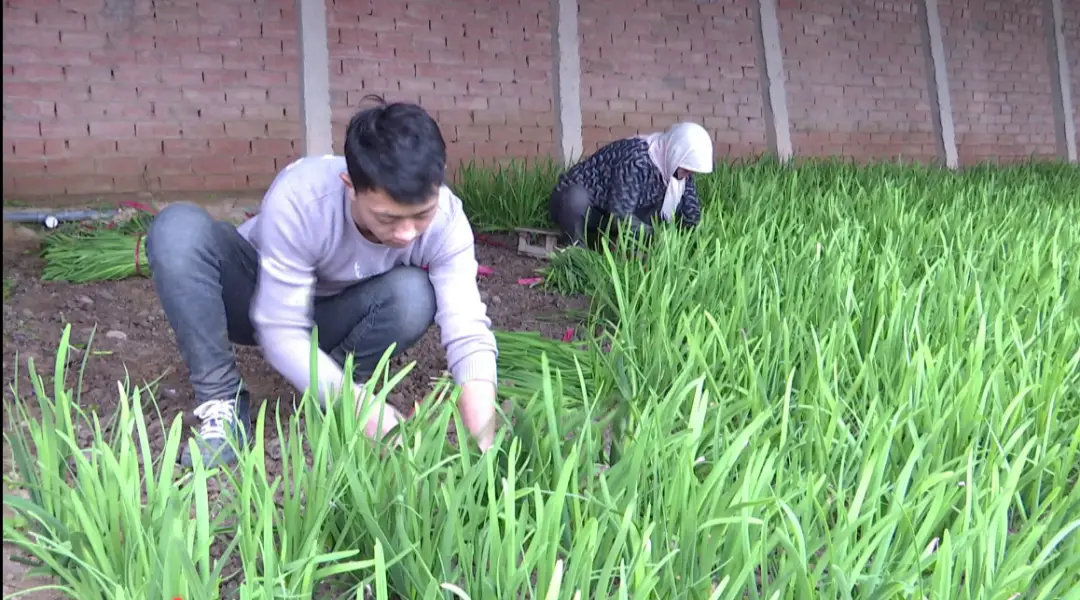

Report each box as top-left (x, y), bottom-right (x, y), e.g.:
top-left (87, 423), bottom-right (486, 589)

top-left (105, 330), bottom-right (128, 340)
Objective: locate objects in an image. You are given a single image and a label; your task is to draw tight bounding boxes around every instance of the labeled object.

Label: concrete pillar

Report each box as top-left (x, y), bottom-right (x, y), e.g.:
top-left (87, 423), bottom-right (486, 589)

top-left (754, 0), bottom-right (793, 163)
top-left (297, 0), bottom-right (334, 156)
top-left (918, 0), bottom-right (959, 169)
top-left (550, 0), bottom-right (583, 167)
top-left (1044, 0), bottom-right (1077, 163)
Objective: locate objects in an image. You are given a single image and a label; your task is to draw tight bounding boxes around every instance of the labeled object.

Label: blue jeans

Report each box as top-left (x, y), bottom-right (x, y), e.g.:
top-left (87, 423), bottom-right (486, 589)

top-left (145, 203), bottom-right (437, 406)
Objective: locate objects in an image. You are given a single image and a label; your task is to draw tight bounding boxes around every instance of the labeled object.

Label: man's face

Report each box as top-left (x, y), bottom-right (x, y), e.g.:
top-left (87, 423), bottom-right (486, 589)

top-left (341, 173), bottom-right (439, 248)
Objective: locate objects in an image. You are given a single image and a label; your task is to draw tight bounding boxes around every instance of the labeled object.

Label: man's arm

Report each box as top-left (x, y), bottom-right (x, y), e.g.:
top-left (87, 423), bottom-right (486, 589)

top-left (424, 199), bottom-right (500, 450)
top-left (250, 184), bottom-right (400, 439)
top-left (674, 175), bottom-right (702, 229)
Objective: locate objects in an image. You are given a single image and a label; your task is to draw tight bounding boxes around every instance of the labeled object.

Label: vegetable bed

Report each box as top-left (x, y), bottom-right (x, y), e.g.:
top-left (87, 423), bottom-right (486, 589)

top-left (6, 158), bottom-right (1079, 599)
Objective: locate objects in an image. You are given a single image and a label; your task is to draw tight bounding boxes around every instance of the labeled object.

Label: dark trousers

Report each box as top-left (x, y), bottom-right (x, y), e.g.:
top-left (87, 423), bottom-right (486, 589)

top-left (548, 184), bottom-right (652, 248)
top-left (145, 203), bottom-right (436, 405)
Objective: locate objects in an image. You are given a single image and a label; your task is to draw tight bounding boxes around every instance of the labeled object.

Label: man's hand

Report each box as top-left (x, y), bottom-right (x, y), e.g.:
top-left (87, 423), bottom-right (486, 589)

top-left (356, 389), bottom-right (404, 448)
top-left (458, 380), bottom-right (498, 452)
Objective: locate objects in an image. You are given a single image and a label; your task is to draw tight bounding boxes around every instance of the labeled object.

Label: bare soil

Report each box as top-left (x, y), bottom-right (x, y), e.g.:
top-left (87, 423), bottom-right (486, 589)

top-left (1, 227), bottom-right (588, 599)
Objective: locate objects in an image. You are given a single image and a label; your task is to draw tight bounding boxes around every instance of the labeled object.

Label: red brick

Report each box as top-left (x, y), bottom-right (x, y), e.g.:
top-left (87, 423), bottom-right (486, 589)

top-left (4, 29), bottom-right (63, 47)
top-left (266, 88), bottom-right (297, 104)
top-left (63, 66), bottom-right (114, 82)
top-left (145, 157), bottom-right (195, 175)
top-left (60, 31), bottom-right (107, 49)
top-left (241, 38), bottom-right (284, 56)
top-left (76, 175), bottom-right (117, 193)
top-left (473, 111), bottom-right (507, 126)
top-left (182, 122), bottom-right (228, 138)
top-left (222, 51), bottom-right (265, 70)
top-left (14, 65), bottom-right (67, 82)
top-left (116, 139), bottom-right (164, 156)
top-left (46, 158), bottom-right (96, 176)
top-left (136, 86), bottom-right (184, 102)
top-left (233, 156), bottom-right (277, 173)
top-left (247, 172), bottom-right (277, 189)
top-left (12, 140), bottom-right (46, 157)
top-left (244, 70), bottom-right (289, 86)
top-left (89, 83), bottom-right (138, 102)
top-left (251, 139), bottom-right (293, 156)
top-left (202, 104), bottom-right (245, 119)
top-left (64, 139), bottom-right (119, 156)
top-left (136, 49), bottom-right (182, 66)
top-left (198, 37), bottom-right (243, 53)
top-left (208, 139), bottom-right (252, 156)
top-left (260, 19), bottom-right (297, 39)
top-left (266, 121), bottom-right (300, 138)
top-left (202, 69), bottom-right (248, 85)
top-left (4, 7), bottom-right (37, 26)
top-left (225, 121), bottom-right (268, 138)
top-left (95, 157), bottom-right (148, 176)
top-left (12, 174), bottom-right (67, 196)
top-left (190, 156), bottom-right (237, 174)
top-left (163, 139), bottom-right (209, 156)
top-left (4, 82), bottom-right (60, 99)
top-left (89, 122), bottom-right (136, 137)
top-left (7, 160), bottom-right (48, 179)
top-left (180, 53), bottom-right (223, 69)
top-left (454, 96), bottom-right (488, 110)
top-left (37, 139), bottom-right (65, 157)
top-left (112, 175), bottom-right (150, 193)
top-left (224, 87), bottom-right (269, 103)
top-left (156, 174), bottom-right (209, 191)
top-left (455, 125), bottom-right (490, 142)
top-left (135, 122), bottom-right (183, 138)
top-left (5, 99), bottom-right (57, 119)
top-left (202, 173), bottom-right (250, 190)
top-left (40, 122), bottom-right (91, 138)
top-left (154, 68), bottom-right (206, 85)
top-left (182, 87), bottom-right (227, 104)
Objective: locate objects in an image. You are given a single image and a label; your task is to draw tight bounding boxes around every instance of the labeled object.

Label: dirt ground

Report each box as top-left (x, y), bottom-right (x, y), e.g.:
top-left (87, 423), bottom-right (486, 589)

top-left (1, 225), bottom-right (588, 599)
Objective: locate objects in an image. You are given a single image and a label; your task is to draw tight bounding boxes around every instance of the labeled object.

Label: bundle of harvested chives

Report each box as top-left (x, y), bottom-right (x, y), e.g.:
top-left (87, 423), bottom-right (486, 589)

top-left (40, 215), bottom-right (153, 283)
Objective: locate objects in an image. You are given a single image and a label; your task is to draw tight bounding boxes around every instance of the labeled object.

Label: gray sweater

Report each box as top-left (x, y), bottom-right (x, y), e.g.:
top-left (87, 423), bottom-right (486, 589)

top-left (236, 155), bottom-right (497, 402)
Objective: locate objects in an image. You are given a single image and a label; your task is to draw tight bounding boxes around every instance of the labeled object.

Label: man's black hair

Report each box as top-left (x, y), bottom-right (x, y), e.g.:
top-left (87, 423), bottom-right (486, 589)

top-left (343, 94), bottom-right (447, 205)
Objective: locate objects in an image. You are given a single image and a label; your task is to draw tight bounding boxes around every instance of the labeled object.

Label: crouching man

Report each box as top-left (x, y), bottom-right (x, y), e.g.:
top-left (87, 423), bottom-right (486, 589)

top-left (145, 96), bottom-right (499, 467)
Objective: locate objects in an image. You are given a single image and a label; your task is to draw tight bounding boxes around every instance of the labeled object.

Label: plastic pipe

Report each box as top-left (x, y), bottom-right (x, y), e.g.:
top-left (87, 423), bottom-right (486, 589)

top-left (3, 209), bottom-right (118, 225)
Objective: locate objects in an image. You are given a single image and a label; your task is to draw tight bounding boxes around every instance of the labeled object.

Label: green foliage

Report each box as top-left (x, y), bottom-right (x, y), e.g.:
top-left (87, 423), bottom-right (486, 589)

top-left (6, 158), bottom-right (1080, 599)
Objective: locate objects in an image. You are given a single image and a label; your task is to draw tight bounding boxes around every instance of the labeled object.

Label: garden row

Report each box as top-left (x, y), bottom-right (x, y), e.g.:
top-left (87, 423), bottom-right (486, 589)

top-left (5, 158), bottom-right (1079, 598)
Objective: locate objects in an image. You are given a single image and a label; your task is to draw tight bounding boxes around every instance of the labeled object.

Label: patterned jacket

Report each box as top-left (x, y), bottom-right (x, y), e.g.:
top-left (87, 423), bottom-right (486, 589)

top-left (552, 137), bottom-right (703, 231)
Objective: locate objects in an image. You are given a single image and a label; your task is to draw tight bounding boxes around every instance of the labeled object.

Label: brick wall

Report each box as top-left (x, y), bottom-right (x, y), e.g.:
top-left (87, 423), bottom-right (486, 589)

top-left (2, 0), bottom-right (301, 197)
top-left (578, 0), bottom-right (766, 156)
top-left (326, 0), bottom-right (555, 166)
top-left (2, 0), bottom-right (1076, 200)
top-left (778, 1), bottom-right (937, 161)
top-left (941, 0), bottom-right (1058, 163)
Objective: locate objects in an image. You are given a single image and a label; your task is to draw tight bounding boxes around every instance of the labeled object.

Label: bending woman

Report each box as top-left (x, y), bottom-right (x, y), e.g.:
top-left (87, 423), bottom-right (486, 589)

top-left (548, 122), bottom-right (714, 247)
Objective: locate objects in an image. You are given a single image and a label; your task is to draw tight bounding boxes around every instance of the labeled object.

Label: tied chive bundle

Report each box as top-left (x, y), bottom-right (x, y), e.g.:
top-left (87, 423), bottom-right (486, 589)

top-left (40, 217), bottom-right (153, 284)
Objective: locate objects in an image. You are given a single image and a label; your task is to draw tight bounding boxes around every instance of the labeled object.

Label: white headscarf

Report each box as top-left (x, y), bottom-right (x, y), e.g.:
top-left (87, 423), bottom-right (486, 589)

top-left (637, 122), bottom-right (714, 221)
